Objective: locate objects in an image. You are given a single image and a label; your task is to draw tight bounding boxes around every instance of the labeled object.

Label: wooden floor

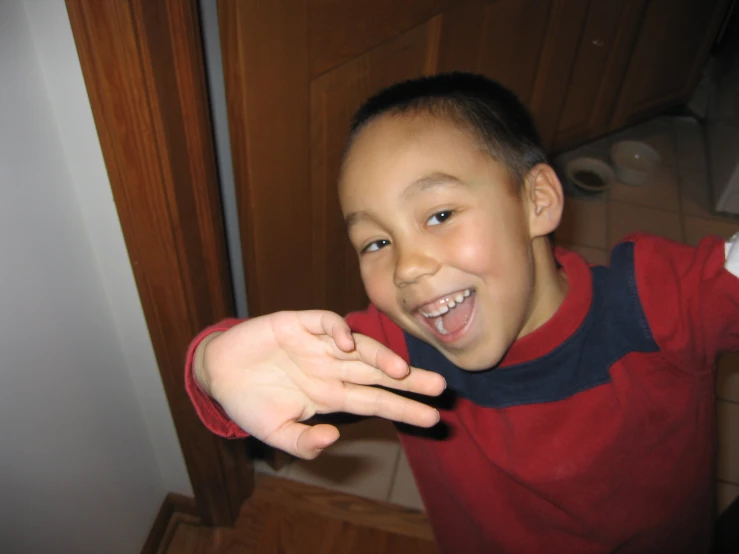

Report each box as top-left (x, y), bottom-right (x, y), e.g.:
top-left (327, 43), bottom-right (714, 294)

top-left (160, 474), bottom-right (439, 554)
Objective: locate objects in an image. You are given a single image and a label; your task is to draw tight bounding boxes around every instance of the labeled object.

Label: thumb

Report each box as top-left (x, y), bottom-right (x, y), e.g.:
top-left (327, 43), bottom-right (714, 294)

top-left (269, 422), bottom-right (341, 460)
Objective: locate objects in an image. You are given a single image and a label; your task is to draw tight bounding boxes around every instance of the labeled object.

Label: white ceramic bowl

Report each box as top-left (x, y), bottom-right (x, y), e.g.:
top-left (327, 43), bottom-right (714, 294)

top-left (610, 141), bottom-right (661, 185)
top-left (564, 157), bottom-right (615, 193)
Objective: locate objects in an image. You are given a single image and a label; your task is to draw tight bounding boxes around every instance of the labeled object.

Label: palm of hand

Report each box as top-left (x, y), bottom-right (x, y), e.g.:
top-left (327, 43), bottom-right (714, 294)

top-left (205, 311), bottom-right (445, 459)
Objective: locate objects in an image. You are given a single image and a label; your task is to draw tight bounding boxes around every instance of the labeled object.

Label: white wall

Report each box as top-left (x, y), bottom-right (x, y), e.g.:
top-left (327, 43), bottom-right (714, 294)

top-left (0, 1), bottom-right (191, 552)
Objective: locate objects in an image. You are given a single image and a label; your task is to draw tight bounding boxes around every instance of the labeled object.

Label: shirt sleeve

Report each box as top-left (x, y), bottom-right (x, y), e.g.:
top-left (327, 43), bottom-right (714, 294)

top-left (631, 232), bottom-right (739, 374)
top-left (184, 318), bottom-right (250, 439)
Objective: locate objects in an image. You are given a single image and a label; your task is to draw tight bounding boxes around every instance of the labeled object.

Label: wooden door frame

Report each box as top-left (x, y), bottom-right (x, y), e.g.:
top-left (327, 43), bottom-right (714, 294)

top-left (66, 0), bottom-right (250, 526)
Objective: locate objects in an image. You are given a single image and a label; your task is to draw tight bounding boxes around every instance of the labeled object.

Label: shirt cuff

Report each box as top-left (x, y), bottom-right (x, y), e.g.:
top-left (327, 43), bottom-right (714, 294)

top-left (185, 319), bottom-right (250, 439)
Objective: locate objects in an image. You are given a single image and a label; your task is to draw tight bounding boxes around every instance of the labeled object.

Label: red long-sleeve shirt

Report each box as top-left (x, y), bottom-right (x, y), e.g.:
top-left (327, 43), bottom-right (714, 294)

top-left (186, 234), bottom-right (739, 553)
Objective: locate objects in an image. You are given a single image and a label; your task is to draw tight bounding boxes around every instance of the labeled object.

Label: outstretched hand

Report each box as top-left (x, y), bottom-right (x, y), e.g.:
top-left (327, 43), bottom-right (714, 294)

top-left (195, 311), bottom-right (445, 459)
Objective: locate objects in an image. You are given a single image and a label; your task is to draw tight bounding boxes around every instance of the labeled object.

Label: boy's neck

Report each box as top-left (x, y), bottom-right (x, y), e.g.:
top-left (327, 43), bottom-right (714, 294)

top-left (517, 237), bottom-right (569, 340)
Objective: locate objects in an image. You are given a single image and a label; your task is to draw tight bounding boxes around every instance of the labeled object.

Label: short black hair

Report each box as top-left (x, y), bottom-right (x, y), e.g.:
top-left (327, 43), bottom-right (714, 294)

top-left (348, 72), bottom-right (548, 184)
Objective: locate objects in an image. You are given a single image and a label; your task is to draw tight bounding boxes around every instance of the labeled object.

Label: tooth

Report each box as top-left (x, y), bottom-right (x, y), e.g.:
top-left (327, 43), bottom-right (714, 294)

top-left (464, 289), bottom-right (471, 297)
top-left (434, 317), bottom-right (448, 335)
top-left (439, 305), bottom-right (449, 315)
top-left (447, 300), bottom-right (456, 309)
top-left (455, 293), bottom-right (464, 303)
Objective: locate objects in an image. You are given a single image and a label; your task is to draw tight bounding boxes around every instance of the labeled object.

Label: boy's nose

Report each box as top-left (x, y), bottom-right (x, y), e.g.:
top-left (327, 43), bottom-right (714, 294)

top-left (393, 245), bottom-right (440, 287)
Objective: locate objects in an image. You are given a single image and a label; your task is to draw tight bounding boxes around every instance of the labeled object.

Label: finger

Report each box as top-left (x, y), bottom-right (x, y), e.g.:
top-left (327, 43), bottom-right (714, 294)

top-left (337, 361), bottom-right (446, 396)
top-left (266, 421), bottom-right (340, 460)
top-left (297, 310), bottom-right (355, 352)
top-left (352, 334), bottom-right (410, 379)
top-left (337, 383), bottom-right (440, 428)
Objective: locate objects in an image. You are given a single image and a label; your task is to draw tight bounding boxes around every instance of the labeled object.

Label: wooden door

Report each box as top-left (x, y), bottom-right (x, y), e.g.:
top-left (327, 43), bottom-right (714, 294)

top-left (552, 0), bottom-right (647, 152)
top-left (611, 0), bottom-right (732, 128)
top-left (67, 0), bottom-right (252, 526)
top-left (218, 0), bottom-right (587, 318)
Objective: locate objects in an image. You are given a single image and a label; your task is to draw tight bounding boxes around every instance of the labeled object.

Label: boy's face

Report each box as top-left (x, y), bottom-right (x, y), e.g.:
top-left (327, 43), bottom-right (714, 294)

top-left (340, 114), bottom-right (560, 370)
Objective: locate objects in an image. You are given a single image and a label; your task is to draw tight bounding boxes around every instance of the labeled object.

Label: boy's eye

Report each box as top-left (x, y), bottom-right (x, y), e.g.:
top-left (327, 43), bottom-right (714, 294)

top-left (362, 239), bottom-right (390, 253)
top-left (427, 210), bottom-right (454, 226)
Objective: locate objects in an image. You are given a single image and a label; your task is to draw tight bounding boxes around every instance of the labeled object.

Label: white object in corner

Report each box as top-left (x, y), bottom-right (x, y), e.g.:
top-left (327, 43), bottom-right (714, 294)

top-left (726, 232), bottom-right (739, 277)
top-left (708, 122), bottom-right (739, 215)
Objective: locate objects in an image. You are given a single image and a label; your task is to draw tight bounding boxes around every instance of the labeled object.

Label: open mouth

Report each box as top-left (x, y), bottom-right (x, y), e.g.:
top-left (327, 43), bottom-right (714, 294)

top-left (416, 288), bottom-right (476, 342)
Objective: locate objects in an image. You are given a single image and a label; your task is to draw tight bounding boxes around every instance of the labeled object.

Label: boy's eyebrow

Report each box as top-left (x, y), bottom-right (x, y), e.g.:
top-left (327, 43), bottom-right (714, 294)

top-left (344, 211), bottom-right (368, 228)
top-left (401, 172), bottom-right (465, 199)
top-left (344, 172), bottom-right (464, 228)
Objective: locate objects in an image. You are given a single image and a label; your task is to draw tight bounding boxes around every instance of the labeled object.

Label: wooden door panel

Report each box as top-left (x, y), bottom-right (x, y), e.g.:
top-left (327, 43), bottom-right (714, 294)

top-left (437, 0), bottom-right (550, 104)
top-left (436, 0), bottom-right (589, 149)
top-left (553, 0), bottom-right (647, 150)
top-left (309, 0), bottom-right (440, 77)
top-left (611, 0), bottom-right (731, 127)
top-left (476, 0), bottom-right (551, 104)
top-left (311, 19), bottom-right (443, 315)
top-left (527, 0), bottom-right (590, 149)
top-left (219, 1), bottom-right (313, 316)
top-left (222, 0), bottom-right (599, 318)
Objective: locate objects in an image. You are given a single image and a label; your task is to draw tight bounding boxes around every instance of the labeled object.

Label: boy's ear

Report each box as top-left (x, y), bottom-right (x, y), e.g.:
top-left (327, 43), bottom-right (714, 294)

top-left (523, 164), bottom-right (564, 239)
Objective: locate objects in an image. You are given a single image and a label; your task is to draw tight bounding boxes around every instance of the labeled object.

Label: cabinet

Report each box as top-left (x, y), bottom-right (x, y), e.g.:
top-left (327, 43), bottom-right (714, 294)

top-left (435, 0), bottom-right (590, 150)
top-left (447, 0), bottom-right (731, 153)
top-left (552, 0), bottom-right (731, 152)
top-left (218, 0), bottom-right (731, 319)
top-left (552, 0), bottom-right (647, 151)
top-left (610, 0), bottom-right (731, 129)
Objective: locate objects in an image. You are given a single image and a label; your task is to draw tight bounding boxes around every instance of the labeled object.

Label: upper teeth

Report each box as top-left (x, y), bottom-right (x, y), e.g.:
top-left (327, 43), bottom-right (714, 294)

top-left (420, 289), bottom-right (472, 318)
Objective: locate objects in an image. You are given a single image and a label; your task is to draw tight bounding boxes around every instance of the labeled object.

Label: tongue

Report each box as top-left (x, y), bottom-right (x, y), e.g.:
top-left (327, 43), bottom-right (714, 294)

top-left (440, 295), bottom-right (474, 334)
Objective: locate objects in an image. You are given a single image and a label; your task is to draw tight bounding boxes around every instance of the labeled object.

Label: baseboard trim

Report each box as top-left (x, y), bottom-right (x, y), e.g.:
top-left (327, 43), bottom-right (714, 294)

top-left (141, 493), bottom-right (200, 554)
top-left (141, 483), bottom-right (739, 552)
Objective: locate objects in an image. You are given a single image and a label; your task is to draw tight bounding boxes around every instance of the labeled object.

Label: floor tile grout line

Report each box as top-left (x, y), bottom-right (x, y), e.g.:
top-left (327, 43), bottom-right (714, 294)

top-left (556, 241), bottom-right (608, 254)
top-left (557, 240), bottom-right (609, 253)
top-left (672, 118), bottom-right (689, 244)
top-left (611, 192), bottom-right (739, 225)
top-left (683, 213), bottom-right (739, 229)
top-left (675, 164), bottom-right (713, 217)
top-left (717, 477), bottom-right (739, 487)
top-left (685, 210), bottom-right (739, 225)
top-left (607, 197), bottom-right (739, 222)
top-left (385, 444), bottom-right (403, 503)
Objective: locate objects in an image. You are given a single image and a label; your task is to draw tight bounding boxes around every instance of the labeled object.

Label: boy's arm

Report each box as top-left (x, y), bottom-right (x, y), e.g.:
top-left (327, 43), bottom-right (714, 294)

top-left (184, 313), bottom-right (384, 439)
top-left (185, 318), bottom-right (247, 438)
top-left (183, 308), bottom-right (443, 458)
top-left (630, 232), bottom-right (739, 373)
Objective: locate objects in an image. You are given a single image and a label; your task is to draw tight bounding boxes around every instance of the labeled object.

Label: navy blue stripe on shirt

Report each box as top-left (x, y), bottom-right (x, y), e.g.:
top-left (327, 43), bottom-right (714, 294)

top-left (404, 241), bottom-right (659, 408)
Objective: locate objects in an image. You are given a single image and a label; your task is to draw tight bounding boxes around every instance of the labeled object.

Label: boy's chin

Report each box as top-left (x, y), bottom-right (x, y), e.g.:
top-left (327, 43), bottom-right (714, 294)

top-left (439, 345), bottom-right (507, 372)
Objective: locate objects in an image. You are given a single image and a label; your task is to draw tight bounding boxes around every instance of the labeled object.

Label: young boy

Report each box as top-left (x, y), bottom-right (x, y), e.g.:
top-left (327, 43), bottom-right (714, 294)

top-left (186, 72), bottom-right (739, 553)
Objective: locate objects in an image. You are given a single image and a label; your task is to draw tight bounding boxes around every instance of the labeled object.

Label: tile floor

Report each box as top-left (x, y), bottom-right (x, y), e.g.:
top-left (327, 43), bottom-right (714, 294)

top-left (256, 115), bottom-right (739, 516)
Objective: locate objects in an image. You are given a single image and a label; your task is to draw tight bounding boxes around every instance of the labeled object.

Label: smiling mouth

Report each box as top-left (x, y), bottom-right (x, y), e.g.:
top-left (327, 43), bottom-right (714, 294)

top-left (416, 288), bottom-right (475, 340)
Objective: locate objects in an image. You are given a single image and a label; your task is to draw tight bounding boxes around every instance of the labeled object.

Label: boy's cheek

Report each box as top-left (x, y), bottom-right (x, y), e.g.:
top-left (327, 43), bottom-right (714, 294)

top-left (360, 266), bottom-right (391, 306)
